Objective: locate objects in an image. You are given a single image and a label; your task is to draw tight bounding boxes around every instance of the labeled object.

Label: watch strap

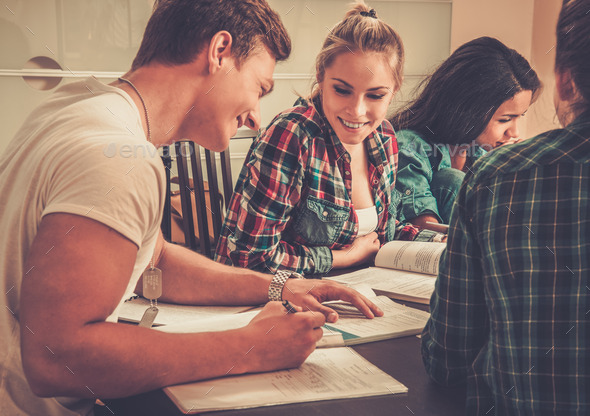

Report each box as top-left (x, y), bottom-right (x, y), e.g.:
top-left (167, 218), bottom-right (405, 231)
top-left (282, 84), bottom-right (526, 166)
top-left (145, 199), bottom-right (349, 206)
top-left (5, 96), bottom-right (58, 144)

top-left (268, 270), bottom-right (303, 301)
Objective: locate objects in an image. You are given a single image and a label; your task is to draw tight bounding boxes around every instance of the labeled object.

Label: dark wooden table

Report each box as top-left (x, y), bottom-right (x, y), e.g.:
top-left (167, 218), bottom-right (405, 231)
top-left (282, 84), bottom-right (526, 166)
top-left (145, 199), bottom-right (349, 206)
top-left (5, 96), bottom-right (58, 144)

top-left (103, 331), bottom-right (465, 415)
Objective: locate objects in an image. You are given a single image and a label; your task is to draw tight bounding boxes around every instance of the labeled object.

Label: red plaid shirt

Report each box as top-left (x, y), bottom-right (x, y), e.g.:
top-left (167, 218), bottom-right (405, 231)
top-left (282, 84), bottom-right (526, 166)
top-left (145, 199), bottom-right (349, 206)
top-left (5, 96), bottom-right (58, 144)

top-left (215, 97), bottom-right (437, 275)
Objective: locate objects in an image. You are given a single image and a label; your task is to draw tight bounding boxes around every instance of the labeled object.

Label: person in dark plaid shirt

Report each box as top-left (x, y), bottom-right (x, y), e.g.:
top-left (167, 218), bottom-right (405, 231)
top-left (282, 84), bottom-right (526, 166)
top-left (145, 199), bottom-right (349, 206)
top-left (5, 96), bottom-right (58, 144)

top-left (422, 1), bottom-right (590, 414)
top-left (215, 2), bottom-right (441, 275)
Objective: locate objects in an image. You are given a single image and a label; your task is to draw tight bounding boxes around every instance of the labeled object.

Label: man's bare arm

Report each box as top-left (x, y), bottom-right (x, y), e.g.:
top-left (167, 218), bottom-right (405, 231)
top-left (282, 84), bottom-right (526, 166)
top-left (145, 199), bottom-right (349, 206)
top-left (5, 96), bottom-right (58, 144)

top-left (146, 232), bottom-right (384, 320)
top-left (20, 213), bottom-right (323, 398)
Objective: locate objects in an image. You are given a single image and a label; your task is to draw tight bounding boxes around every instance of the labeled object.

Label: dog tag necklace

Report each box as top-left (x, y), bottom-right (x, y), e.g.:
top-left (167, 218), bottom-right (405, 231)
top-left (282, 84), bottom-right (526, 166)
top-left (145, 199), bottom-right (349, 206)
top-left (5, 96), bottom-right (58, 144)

top-left (118, 77), bottom-right (161, 328)
top-left (139, 256), bottom-right (162, 327)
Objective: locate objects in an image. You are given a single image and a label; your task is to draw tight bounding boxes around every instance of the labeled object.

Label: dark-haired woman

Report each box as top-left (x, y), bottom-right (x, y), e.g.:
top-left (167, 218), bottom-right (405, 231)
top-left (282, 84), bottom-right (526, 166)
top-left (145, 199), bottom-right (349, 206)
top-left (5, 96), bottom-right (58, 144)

top-left (390, 37), bottom-right (541, 228)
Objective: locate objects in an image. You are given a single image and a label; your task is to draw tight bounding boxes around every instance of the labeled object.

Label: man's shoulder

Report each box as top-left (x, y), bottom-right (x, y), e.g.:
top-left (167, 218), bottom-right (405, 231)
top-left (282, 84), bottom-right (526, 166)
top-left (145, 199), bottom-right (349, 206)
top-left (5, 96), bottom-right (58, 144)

top-left (22, 79), bottom-right (162, 183)
top-left (478, 125), bottom-right (583, 169)
top-left (469, 123), bottom-right (590, 188)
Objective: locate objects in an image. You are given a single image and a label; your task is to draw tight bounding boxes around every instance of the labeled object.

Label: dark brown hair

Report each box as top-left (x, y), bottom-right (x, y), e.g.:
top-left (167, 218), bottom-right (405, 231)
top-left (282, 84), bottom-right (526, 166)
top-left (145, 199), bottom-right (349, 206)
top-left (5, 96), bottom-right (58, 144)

top-left (132, 0), bottom-right (291, 70)
top-left (390, 37), bottom-right (541, 145)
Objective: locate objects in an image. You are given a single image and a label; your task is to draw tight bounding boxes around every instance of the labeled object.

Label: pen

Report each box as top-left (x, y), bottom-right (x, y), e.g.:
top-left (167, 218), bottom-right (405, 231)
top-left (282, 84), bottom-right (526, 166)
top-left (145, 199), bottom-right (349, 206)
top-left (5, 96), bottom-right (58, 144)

top-left (282, 300), bottom-right (297, 314)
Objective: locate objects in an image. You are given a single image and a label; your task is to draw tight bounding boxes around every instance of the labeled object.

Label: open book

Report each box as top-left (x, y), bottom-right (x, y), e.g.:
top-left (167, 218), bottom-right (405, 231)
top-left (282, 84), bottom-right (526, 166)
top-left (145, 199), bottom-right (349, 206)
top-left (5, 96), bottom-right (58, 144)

top-left (326, 241), bottom-right (446, 304)
top-left (154, 292), bottom-right (429, 347)
top-left (164, 347), bottom-right (407, 413)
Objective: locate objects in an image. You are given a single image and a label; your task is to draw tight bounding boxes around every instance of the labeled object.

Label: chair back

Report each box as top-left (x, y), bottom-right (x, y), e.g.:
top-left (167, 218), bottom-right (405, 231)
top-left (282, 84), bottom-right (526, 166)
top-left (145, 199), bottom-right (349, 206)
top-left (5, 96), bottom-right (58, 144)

top-left (161, 141), bottom-right (234, 258)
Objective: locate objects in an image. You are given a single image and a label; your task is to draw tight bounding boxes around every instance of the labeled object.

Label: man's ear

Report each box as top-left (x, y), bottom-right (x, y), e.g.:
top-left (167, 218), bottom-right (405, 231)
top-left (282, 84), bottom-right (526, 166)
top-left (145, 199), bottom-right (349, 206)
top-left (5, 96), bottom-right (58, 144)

top-left (555, 69), bottom-right (576, 102)
top-left (207, 31), bottom-right (233, 74)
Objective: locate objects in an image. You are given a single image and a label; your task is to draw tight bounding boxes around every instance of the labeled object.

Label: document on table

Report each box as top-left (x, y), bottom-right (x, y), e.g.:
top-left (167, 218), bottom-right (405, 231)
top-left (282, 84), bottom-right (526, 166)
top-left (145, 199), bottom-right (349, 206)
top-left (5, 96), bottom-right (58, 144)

top-left (118, 296), bottom-right (254, 326)
top-left (156, 296), bottom-right (428, 347)
top-left (164, 347), bottom-right (407, 413)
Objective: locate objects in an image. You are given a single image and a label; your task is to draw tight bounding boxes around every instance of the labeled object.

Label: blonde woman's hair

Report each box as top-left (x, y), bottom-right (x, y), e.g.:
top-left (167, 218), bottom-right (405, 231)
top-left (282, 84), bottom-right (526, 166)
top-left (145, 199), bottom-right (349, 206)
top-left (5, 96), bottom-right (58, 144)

top-left (312, 1), bottom-right (404, 98)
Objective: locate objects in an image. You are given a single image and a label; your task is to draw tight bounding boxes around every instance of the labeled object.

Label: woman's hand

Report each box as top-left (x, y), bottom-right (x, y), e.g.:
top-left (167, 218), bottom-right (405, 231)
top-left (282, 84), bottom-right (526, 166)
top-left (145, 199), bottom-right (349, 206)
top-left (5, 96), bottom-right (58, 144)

top-left (331, 232), bottom-right (380, 270)
top-left (282, 277), bottom-right (384, 323)
top-left (497, 137), bottom-right (527, 147)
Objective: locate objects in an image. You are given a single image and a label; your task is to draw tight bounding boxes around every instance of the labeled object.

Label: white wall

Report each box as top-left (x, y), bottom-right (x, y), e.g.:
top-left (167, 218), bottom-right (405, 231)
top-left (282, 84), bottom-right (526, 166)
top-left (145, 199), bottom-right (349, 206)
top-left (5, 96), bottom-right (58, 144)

top-left (3, 0), bottom-right (564, 161)
top-left (0, 0), bottom-right (453, 184)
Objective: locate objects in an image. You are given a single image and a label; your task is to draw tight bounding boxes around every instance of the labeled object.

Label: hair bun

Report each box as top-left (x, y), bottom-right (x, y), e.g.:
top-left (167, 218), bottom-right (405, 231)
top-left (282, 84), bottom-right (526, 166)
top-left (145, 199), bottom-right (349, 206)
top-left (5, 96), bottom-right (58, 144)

top-left (360, 9), bottom-right (377, 19)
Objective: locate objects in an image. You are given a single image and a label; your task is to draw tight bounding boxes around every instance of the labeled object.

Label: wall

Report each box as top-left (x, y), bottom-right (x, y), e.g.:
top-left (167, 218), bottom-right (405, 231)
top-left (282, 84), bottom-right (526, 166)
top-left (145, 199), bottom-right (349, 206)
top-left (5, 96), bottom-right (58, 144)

top-left (0, 0), bottom-right (453, 180)
top-left (528, 0), bottom-right (562, 136)
top-left (3, 1), bottom-right (564, 160)
top-left (451, 0), bottom-right (535, 57)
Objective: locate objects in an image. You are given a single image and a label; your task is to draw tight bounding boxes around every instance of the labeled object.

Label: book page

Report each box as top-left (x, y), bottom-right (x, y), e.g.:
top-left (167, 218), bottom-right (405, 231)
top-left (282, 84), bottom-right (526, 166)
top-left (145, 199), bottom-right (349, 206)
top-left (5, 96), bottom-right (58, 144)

top-left (375, 241), bottom-right (446, 275)
top-left (324, 296), bottom-right (430, 345)
top-left (164, 347), bottom-right (407, 413)
top-left (118, 296), bottom-right (254, 326)
top-left (326, 267), bottom-right (436, 304)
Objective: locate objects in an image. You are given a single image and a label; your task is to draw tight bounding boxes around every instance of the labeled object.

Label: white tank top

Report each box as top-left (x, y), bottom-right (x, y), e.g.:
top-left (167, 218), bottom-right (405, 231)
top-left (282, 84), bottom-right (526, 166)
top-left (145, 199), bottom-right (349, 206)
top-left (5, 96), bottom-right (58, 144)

top-left (355, 205), bottom-right (378, 236)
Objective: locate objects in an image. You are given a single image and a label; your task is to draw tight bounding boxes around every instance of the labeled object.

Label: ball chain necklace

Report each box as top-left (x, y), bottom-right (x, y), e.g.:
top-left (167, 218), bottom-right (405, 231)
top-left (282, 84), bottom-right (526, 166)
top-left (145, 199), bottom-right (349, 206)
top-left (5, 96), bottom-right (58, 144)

top-left (118, 77), bottom-right (161, 328)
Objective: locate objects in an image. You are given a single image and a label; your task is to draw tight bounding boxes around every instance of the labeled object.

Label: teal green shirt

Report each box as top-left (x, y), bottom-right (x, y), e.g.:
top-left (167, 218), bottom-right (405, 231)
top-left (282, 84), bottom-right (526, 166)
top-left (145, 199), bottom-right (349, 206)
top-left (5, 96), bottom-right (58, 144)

top-left (395, 129), bottom-right (486, 222)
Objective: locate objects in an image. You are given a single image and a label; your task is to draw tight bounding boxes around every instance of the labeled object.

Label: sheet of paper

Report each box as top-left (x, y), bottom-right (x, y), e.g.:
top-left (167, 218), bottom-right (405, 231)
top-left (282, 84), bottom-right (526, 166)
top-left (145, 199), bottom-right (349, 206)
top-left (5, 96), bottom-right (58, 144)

top-left (343, 283), bottom-right (377, 298)
top-left (164, 347), bottom-right (407, 413)
top-left (375, 241), bottom-right (446, 275)
top-left (324, 296), bottom-right (429, 344)
top-left (118, 296), bottom-right (254, 326)
top-left (154, 309), bottom-right (259, 334)
top-left (327, 267), bottom-right (436, 302)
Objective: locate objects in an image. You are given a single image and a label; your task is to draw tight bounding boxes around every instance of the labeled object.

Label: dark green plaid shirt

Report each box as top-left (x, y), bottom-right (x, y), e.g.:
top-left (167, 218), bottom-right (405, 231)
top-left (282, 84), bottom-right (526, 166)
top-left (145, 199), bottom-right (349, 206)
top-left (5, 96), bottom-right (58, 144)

top-left (422, 113), bottom-right (590, 415)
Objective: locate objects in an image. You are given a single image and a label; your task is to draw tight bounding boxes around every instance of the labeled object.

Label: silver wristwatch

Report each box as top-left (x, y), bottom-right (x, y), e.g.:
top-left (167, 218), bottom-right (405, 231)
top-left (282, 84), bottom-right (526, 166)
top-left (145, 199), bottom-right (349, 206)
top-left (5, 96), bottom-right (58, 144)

top-left (268, 270), bottom-right (303, 301)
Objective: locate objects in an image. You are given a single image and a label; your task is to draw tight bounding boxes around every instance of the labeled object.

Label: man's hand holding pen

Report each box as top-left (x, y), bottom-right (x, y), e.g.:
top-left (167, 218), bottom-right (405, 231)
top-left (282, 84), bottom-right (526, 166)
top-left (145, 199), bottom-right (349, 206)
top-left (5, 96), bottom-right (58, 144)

top-left (237, 281), bottom-right (382, 374)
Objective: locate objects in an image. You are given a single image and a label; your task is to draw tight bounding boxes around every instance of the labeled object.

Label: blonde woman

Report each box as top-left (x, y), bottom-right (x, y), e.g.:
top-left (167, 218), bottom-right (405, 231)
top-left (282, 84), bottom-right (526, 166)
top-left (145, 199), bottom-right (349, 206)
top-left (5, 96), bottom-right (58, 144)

top-left (216, 1), bottom-right (441, 275)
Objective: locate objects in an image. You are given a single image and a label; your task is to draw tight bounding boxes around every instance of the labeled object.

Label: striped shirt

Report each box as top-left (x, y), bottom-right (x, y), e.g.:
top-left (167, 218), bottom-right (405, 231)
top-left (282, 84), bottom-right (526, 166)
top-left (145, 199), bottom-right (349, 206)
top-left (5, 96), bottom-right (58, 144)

top-left (215, 97), bottom-right (436, 275)
top-left (422, 113), bottom-right (590, 415)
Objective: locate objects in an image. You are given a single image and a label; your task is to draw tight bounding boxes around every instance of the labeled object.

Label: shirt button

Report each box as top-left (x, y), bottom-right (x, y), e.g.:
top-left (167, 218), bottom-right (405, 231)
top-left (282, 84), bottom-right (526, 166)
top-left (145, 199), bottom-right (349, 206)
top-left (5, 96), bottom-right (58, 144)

top-left (373, 179), bottom-right (379, 185)
top-left (345, 171), bottom-right (351, 176)
top-left (322, 211), bottom-right (328, 217)
top-left (378, 206), bottom-right (383, 213)
top-left (354, 226), bottom-right (358, 232)
top-left (405, 189), bottom-right (412, 196)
